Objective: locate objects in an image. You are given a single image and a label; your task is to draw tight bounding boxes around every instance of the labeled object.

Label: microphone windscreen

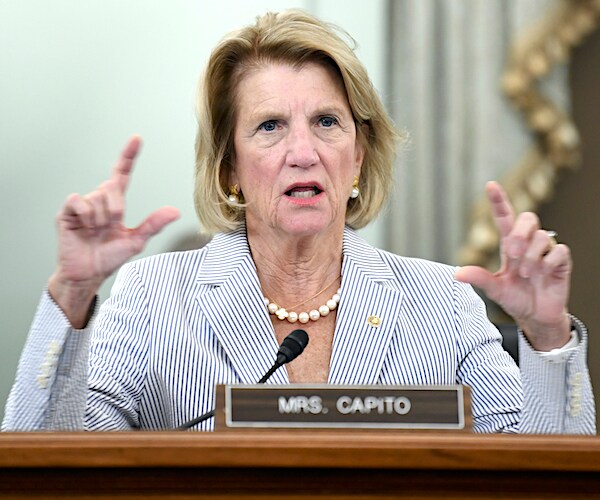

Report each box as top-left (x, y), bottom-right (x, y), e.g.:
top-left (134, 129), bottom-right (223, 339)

top-left (276, 329), bottom-right (309, 365)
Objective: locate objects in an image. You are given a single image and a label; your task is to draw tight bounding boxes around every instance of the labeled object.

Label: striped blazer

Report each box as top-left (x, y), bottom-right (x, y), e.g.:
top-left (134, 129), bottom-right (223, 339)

top-left (3, 226), bottom-right (596, 433)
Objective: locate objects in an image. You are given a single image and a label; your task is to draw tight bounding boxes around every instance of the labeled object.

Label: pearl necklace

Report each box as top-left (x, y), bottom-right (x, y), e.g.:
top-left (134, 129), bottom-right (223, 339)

top-left (264, 276), bottom-right (341, 324)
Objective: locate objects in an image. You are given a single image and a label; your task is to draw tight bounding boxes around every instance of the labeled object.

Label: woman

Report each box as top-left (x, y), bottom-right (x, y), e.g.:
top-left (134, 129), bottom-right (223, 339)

top-left (3, 10), bottom-right (595, 433)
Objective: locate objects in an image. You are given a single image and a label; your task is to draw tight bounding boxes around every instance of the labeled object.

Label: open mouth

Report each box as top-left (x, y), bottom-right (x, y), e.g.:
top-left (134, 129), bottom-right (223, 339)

top-left (285, 186), bottom-right (323, 198)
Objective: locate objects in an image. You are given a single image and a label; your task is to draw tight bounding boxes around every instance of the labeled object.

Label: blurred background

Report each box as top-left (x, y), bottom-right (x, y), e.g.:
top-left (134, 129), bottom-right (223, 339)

top-left (1, 0), bottom-right (599, 426)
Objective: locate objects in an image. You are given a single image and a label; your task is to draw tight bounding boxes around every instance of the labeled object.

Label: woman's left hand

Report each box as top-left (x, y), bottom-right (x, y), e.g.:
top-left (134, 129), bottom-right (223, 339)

top-left (455, 181), bottom-right (572, 351)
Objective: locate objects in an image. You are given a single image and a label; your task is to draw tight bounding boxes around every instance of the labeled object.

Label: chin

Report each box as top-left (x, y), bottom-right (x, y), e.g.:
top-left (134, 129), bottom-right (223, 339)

top-left (276, 215), bottom-right (341, 238)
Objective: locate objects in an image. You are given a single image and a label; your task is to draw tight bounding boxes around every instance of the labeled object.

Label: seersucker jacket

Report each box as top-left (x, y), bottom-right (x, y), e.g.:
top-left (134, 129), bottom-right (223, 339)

top-left (3, 226), bottom-right (596, 433)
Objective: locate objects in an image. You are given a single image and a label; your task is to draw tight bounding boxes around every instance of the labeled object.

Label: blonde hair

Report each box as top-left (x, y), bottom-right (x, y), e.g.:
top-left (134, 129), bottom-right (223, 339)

top-left (194, 9), bottom-right (400, 233)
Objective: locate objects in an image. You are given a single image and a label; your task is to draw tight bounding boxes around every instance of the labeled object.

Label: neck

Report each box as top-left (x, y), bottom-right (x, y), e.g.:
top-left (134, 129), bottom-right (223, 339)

top-left (247, 225), bottom-right (344, 307)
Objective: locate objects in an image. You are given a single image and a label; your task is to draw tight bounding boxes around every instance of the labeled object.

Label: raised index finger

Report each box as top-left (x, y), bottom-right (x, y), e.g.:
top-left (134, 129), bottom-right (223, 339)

top-left (111, 135), bottom-right (142, 193)
top-left (486, 180), bottom-right (515, 239)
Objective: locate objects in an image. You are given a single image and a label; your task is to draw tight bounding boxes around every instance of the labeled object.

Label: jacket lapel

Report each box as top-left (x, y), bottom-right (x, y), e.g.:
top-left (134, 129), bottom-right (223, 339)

top-left (194, 226), bottom-right (403, 386)
top-left (328, 228), bottom-right (404, 384)
top-left (195, 228), bottom-right (288, 384)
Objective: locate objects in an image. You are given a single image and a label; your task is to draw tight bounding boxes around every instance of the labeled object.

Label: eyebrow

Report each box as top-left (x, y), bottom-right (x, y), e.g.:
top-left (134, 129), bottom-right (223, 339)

top-left (312, 105), bottom-right (350, 117)
top-left (247, 105), bottom-right (352, 124)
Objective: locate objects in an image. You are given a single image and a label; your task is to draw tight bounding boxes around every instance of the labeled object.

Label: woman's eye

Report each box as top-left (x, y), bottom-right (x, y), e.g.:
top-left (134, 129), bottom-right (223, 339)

top-left (318, 116), bottom-right (338, 128)
top-left (258, 120), bottom-right (278, 132)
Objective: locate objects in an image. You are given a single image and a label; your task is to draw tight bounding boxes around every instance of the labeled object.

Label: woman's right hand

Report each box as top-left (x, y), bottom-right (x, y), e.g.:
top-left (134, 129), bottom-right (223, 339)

top-left (48, 136), bottom-right (180, 328)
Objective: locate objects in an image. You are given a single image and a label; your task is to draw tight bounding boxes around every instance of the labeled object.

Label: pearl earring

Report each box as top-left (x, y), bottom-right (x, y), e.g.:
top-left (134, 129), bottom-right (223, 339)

top-left (350, 176), bottom-right (360, 199)
top-left (228, 184), bottom-right (240, 204)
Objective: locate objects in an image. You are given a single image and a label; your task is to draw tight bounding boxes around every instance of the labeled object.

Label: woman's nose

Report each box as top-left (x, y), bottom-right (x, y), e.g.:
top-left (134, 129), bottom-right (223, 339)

top-left (285, 124), bottom-right (319, 168)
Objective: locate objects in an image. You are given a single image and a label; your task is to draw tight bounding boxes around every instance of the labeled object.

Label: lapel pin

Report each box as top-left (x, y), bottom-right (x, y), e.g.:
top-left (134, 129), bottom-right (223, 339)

top-left (367, 315), bottom-right (382, 327)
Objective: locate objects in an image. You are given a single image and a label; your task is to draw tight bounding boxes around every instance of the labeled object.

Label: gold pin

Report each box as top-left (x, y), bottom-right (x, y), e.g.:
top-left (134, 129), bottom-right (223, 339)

top-left (367, 315), bottom-right (382, 327)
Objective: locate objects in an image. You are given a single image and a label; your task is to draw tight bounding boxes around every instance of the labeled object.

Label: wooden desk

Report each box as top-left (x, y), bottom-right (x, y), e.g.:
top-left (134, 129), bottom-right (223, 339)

top-left (1, 431), bottom-right (599, 499)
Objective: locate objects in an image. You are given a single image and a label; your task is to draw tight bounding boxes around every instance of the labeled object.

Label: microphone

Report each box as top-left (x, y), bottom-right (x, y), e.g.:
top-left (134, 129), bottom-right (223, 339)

top-left (258, 328), bottom-right (309, 383)
top-left (177, 329), bottom-right (309, 430)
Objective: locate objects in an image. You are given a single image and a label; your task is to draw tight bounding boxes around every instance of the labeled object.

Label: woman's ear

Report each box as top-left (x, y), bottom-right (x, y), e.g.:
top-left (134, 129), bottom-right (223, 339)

top-left (354, 123), bottom-right (368, 173)
top-left (229, 168), bottom-right (239, 187)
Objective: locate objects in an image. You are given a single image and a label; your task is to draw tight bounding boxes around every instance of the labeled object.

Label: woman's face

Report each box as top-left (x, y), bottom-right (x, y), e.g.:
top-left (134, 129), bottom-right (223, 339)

top-left (231, 62), bottom-right (364, 238)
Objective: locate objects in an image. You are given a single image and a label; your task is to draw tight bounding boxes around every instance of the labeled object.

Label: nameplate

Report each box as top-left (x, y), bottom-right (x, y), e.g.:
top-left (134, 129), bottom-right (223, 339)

top-left (215, 385), bottom-right (470, 430)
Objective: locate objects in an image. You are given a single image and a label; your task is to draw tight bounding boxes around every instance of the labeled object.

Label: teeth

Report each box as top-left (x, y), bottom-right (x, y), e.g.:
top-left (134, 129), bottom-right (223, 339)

top-left (289, 189), bottom-right (318, 198)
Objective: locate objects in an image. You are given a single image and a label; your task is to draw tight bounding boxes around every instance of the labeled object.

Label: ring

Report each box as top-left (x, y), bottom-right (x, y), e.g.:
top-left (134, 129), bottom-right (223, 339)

top-left (546, 230), bottom-right (558, 248)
